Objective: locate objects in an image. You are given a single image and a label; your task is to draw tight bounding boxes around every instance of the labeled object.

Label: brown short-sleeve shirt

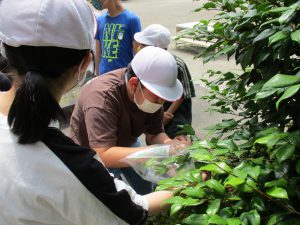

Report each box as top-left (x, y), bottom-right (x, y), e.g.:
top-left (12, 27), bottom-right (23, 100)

top-left (70, 68), bottom-right (164, 148)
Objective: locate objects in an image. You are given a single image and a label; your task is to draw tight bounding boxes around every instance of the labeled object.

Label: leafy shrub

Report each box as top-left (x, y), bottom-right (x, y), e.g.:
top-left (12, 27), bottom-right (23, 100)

top-left (148, 0), bottom-right (300, 224)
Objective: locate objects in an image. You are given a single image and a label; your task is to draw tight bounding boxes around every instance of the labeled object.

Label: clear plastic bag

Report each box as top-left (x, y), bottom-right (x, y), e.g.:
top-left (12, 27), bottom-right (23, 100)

top-left (121, 144), bottom-right (193, 183)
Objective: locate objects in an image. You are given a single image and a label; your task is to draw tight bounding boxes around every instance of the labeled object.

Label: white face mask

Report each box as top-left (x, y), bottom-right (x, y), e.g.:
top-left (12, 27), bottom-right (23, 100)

top-left (134, 83), bottom-right (162, 113)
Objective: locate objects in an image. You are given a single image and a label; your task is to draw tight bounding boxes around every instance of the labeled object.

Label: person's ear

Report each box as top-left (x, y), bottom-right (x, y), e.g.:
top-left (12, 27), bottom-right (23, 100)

top-left (80, 52), bottom-right (93, 72)
top-left (128, 77), bottom-right (139, 95)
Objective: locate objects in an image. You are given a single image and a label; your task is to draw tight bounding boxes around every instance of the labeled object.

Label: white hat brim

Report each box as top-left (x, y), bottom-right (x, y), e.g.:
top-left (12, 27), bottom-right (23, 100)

top-left (134, 32), bottom-right (154, 46)
top-left (141, 79), bottom-right (183, 102)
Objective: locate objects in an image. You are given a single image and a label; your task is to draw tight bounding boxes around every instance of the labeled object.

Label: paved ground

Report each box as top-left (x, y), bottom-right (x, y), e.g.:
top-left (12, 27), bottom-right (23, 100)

top-left (122, 0), bottom-right (241, 138)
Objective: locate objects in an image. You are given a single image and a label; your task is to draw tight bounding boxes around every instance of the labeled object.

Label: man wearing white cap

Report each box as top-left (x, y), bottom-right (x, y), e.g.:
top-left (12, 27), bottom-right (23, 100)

top-left (70, 46), bottom-right (183, 194)
top-left (134, 24), bottom-right (195, 145)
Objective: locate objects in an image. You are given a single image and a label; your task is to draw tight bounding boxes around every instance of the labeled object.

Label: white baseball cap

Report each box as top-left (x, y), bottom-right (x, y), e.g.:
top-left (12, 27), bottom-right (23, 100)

top-left (131, 46), bottom-right (183, 102)
top-left (134, 24), bottom-right (172, 49)
top-left (0, 0), bottom-right (96, 50)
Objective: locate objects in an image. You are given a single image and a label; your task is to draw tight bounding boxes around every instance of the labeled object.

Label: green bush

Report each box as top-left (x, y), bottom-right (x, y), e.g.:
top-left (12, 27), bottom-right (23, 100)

top-left (148, 0), bottom-right (300, 224)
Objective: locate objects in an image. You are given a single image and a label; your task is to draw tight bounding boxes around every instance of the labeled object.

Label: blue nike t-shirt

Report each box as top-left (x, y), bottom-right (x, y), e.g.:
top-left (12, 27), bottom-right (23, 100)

top-left (95, 9), bottom-right (141, 75)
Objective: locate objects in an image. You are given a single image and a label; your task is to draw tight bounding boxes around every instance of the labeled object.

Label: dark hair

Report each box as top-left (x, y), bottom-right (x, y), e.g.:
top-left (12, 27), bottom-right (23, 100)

top-left (4, 44), bottom-right (89, 144)
top-left (0, 53), bottom-right (10, 73)
top-left (126, 63), bottom-right (146, 89)
top-left (126, 63), bottom-right (136, 80)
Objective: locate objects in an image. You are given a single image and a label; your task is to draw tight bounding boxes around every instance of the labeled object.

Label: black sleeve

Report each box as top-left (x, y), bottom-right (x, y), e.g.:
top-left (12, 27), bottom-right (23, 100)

top-left (42, 128), bottom-right (148, 225)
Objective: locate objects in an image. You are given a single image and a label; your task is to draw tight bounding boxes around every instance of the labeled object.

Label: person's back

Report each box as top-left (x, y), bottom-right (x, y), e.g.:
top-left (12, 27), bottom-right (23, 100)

top-left (94, 0), bottom-right (141, 75)
top-left (0, 1), bottom-right (172, 224)
top-left (0, 121), bottom-right (144, 224)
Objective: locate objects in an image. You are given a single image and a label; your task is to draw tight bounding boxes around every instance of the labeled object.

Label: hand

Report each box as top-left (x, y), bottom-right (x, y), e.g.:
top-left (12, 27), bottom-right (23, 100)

top-left (201, 170), bottom-right (211, 181)
top-left (163, 111), bottom-right (173, 125)
top-left (174, 134), bottom-right (192, 146)
top-left (165, 139), bottom-right (187, 156)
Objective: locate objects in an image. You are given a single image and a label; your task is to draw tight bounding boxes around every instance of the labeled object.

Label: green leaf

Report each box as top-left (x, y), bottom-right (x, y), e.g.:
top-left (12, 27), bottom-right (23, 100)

top-left (246, 179), bottom-right (258, 189)
top-left (250, 156), bottom-right (264, 165)
top-left (215, 119), bottom-right (238, 129)
top-left (183, 197), bottom-right (202, 206)
top-left (190, 149), bottom-right (213, 162)
top-left (291, 30), bottom-right (300, 44)
top-left (296, 160), bottom-right (300, 175)
top-left (170, 203), bottom-right (183, 215)
top-left (255, 89), bottom-right (277, 100)
top-left (233, 168), bottom-right (248, 180)
top-left (275, 144), bottom-right (295, 163)
top-left (267, 214), bottom-right (285, 225)
top-left (203, 2), bottom-right (216, 9)
top-left (224, 175), bottom-right (245, 187)
top-left (206, 199), bottom-right (221, 215)
top-left (276, 84), bottom-right (300, 109)
top-left (182, 185), bottom-right (206, 198)
top-left (182, 214), bottom-right (209, 225)
top-left (212, 149), bottom-right (229, 156)
top-left (220, 207), bottom-right (234, 218)
top-left (200, 164), bottom-right (224, 174)
top-left (264, 178), bottom-right (288, 188)
top-left (265, 7), bottom-right (290, 13)
top-left (191, 140), bottom-right (215, 149)
top-left (289, 130), bottom-right (300, 147)
top-left (255, 133), bottom-right (288, 148)
top-left (245, 81), bottom-right (265, 97)
top-left (256, 127), bottom-right (280, 137)
top-left (269, 31), bottom-right (288, 45)
top-left (279, 8), bottom-right (295, 24)
top-left (240, 210), bottom-right (261, 225)
top-left (180, 124), bottom-right (196, 135)
top-left (227, 218), bottom-right (244, 225)
top-left (240, 179), bottom-right (257, 193)
top-left (208, 214), bottom-right (227, 224)
top-left (266, 187), bottom-right (289, 199)
top-left (217, 139), bottom-right (238, 152)
top-left (277, 219), bottom-right (300, 225)
top-left (253, 29), bottom-right (276, 43)
top-left (260, 18), bottom-right (279, 27)
top-left (262, 74), bottom-right (300, 89)
top-left (216, 162), bottom-right (232, 173)
top-left (165, 196), bottom-right (185, 204)
top-left (250, 196), bottom-right (265, 212)
top-left (248, 210), bottom-right (261, 225)
top-left (206, 179), bottom-right (225, 195)
top-left (248, 166), bottom-right (261, 180)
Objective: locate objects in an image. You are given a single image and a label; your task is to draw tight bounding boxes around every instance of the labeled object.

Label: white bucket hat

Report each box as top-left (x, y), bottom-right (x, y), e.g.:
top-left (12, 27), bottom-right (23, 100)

top-left (131, 46), bottom-right (183, 102)
top-left (134, 24), bottom-right (172, 49)
top-left (0, 0), bottom-right (96, 50)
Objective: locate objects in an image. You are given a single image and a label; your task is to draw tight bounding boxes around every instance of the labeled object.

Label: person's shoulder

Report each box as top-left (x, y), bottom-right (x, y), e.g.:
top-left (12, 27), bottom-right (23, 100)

top-left (86, 69), bottom-right (125, 93)
top-left (96, 11), bottom-right (108, 22)
top-left (123, 9), bottom-right (140, 20)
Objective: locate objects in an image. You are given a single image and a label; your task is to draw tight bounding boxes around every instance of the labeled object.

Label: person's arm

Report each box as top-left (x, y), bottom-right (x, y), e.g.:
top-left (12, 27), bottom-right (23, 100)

top-left (145, 191), bottom-right (173, 215)
top-left (163, 96), bottom-right (184, 125)
top-left (94, 145), bottom-right (149, 168)
top-left (166, 96), bottom-right (184, 115)
top-left (95, 39), bottom-right (101, 75)
top-left (146, 132), bottom-right (172, 145)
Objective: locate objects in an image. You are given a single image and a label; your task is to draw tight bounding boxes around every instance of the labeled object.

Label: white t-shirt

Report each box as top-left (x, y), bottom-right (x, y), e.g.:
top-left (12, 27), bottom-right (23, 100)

top-left (0, 113), bottom-right (148, 225)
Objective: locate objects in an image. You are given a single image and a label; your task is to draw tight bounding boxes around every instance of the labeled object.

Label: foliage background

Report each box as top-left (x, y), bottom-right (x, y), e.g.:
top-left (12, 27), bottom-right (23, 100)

top-left (147, 0), bottom-right (300, 224)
